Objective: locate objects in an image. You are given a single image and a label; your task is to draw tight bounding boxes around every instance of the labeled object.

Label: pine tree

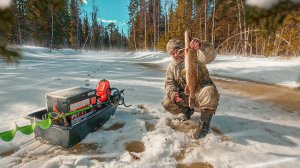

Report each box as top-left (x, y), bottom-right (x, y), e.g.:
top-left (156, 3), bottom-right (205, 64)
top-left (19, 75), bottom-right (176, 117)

top-left (69, 0), bottom-right (81, 50)
top-left (0, 7), bottom-right (20, 63)
top-left (213, 0), bottom-right (240, 54)
top-left (12, 0), bottom-right (26, 46)
top-left (81, 14), bottom-right (90, 51)
top-left (90, 6), bottom-right (99, 50)
top-left (128, 0), bottom-right (140, 51)
top-left (51, 0), bottom-right (70, 49)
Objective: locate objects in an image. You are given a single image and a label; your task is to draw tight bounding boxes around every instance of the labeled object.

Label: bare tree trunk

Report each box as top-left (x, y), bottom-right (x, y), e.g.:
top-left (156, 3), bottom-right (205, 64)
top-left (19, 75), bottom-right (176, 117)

top-left (50, 6), bottom-right (54, 52)
top-left (168, 0), bottom-right (171, 34)
top-left (153, 0), bottom-right (156, 51)
top-left (237, 0), bottom-right (243, 55)
top-left (109, 28), bottom-right (112, 51)
top-left (101, 29), bottom-right (104, 50)
top-left (18, 22), bottom-right (23, 47)
top-left (241, 1), bottom-right (248, 55)
top-left (249, 29), bottom-right (253, 56)
top-left (211, 0), bottom-right (215, 45)
top-left (198, 7), bottom-right (202, 40)
top-left (262, 40), bottom-right (265, 56)
top-left (165, 0), bottom-right (167, 38)
top-left (227, 24), bottom-right (230, 54)
top-left (98, 30), bottom-right (102, 50)
top-left (157, 3), bottom-right (160, 47)
top-left (233, 36), bottom-right (237, 54)
top-left (273, 36), bottom-right (279, 56)
top-left (286, 33), bottom-right (292, 56)
top-left (167, 10), bottom-right (170, 33)
top-left (14, 0), bottom-right (23, 47)
top-left (245, 27), bottom-right (250, 55)
top-left (204, 0), bottom-right (207, 41)
top-left (267, 36), bottom-right (271, 55)
top-left (144, 15), bottom-right (147, 50)
top-left (133, 29), bottom-right (137, 51)
top-left (17, 17), bottom-right (22, 46)
top-left (255, 33), bottom-right (258, 55)
top-left (120, 32), bottom-right (123, 51)
top-left (82, 32), bottom-right (90, 51)
top-left (76, 15), bottom-right (79, 50)
top-left (275, 26), bottom-right (285, 56)
top-left (165, 12), bottom-right (167, 38)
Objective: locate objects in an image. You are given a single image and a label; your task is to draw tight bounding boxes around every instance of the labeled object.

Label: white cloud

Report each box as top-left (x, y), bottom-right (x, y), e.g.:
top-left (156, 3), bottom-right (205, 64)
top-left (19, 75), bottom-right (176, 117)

top-left (246, 0), bottom-right (300, 9)
top-left (101, 19), bottom-right (117, 23)
top-left (119, 22), bottom-right (127, 26)
top-left (0, 0), bottom-right (11, 9)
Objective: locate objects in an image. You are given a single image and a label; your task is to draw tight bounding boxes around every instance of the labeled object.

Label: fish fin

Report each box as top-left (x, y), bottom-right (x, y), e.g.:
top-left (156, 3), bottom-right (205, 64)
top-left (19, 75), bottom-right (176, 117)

top-left (185, 86), bottom-right (190, 95)
top-left (189, 97), bottom-right (195, 108)
top-left (181, 69), bottom-right (186, 77)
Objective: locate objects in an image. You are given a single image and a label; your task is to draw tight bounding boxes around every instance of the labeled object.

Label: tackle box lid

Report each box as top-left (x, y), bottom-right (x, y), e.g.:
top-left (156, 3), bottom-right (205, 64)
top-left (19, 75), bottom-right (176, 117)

top-left (46, 87), bottom-right (95, 98)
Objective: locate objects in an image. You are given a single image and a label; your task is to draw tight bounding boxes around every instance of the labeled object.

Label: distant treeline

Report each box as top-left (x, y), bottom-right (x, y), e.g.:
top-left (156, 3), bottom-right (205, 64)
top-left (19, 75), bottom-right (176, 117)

top-left (9, 0), bottom-right (128, 51)
top-left (1, 0), bottom-right (300, 64)
top-left (128, 0), bottom-right (300, 57)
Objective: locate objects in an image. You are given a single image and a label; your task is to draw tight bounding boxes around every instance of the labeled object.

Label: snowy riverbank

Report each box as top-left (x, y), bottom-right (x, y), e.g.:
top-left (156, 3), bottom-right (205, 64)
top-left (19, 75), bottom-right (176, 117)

top-left (0, 46), bottom-right (300, 168)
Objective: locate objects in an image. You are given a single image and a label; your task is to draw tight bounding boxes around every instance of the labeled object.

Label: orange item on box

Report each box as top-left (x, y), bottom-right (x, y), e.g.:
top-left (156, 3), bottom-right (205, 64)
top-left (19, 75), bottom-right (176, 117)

top-left (96, 79), bottom-right (111, 102)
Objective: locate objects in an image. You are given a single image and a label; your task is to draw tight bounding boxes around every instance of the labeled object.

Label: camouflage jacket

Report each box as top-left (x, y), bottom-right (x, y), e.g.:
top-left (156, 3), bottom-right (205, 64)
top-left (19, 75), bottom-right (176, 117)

top-left (164, 41), bottom-right (217, 101)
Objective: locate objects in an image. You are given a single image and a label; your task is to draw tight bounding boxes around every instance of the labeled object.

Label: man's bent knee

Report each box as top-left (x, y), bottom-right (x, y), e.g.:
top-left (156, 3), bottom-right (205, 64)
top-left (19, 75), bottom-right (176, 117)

top-left (162, 97), bottom-right (183, 114)
top-left (196, 86), bottom-right (220, 110)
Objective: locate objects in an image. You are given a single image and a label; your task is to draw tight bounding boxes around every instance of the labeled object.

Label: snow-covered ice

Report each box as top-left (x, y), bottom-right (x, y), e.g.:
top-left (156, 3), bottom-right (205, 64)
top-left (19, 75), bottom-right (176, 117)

top-left (208, 55), bottom-right (300, 88)
top-left (0, 47), bottom-right (300, 167)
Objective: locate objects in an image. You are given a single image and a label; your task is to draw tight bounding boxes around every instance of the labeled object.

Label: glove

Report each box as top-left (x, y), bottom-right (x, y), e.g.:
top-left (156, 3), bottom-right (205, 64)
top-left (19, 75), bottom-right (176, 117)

top-left (171, 92), bottom-right (183, 103)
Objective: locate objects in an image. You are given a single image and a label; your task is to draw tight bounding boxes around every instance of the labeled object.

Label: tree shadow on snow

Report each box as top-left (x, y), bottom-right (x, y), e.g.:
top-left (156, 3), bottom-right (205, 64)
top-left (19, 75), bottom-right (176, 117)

top-left (210, 64), bottom-right (300, 87)
top-left (212, 115), bottom-right (300, 147)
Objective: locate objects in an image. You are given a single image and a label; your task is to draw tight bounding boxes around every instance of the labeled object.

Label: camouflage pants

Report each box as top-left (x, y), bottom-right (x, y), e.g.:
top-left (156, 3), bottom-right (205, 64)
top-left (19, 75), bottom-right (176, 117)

top-left (162, 85), bottom-right (220, 115)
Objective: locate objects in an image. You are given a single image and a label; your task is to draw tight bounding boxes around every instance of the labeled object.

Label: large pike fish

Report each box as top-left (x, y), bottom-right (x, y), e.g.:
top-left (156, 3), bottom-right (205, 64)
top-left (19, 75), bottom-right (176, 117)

top-left (181, 31), bottom-right (198, 108)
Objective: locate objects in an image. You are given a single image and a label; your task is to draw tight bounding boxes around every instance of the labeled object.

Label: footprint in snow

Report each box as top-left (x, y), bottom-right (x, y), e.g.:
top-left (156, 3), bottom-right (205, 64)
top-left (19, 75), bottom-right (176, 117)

top-left (85, 79), bottom-right (90, 86)
top-left (137, 104), bottom-right (148, 113)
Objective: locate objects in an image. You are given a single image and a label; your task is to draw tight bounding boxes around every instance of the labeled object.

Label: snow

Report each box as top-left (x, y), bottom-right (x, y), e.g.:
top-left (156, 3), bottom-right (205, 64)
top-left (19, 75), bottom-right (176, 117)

top-left (0, 0), bottom-right (11, 9)
top-left (133, 52), bottom-right (300, 88)
top-left (0, 47), bottom-right (300, 167)
top-left (208, 55), bottom-right (300, 88)
top-left (246, 0), bottom-right (300, 9)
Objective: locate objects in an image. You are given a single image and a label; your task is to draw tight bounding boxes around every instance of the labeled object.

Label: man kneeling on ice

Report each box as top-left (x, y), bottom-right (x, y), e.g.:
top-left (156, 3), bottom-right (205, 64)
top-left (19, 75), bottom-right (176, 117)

top-left (162, 38), bottom-right (220, 139)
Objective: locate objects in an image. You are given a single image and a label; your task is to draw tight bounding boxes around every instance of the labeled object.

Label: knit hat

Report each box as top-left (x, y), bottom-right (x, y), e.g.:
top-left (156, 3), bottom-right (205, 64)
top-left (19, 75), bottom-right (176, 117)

top-left (166, 39), bottom-right (183, 54)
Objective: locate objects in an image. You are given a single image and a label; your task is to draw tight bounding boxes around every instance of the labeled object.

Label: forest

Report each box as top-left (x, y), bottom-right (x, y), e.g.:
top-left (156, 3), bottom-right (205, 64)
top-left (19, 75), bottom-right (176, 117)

top-left (2, 0), bottom-right (128, 52)
top-left (128, 0), bottom-right (300, 57)
top-left (0, 0), bottom-right (300, 64)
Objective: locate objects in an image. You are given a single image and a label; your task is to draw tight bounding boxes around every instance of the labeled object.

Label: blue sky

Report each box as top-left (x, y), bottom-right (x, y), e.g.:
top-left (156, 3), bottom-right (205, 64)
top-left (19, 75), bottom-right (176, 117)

top-left (80, 0), bottom-right (130, 35)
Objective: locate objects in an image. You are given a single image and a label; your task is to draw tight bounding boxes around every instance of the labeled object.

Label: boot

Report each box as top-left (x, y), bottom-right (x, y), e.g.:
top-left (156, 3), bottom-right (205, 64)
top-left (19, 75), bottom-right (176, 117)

top-left (193, 110), bottom-right (213, 139)
top-left (184, 107), bottom-right (194, 120)
top-left (179, 107), bottom-right (194, 121)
